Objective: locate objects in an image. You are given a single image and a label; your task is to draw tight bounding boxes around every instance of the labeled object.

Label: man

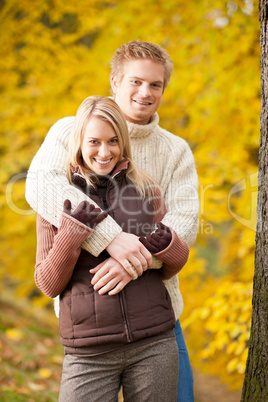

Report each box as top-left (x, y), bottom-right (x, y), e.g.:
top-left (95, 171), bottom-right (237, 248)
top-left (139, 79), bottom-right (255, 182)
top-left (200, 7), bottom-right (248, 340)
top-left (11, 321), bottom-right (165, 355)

top-left (26, 40), bottom-right (199, 401)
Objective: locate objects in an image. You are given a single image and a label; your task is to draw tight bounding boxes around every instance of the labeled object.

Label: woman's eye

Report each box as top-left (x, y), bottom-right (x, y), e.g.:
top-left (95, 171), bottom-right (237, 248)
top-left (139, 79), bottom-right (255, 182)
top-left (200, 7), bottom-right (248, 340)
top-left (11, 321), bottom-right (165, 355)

top-left (110, 138), bottom-right (118, 144)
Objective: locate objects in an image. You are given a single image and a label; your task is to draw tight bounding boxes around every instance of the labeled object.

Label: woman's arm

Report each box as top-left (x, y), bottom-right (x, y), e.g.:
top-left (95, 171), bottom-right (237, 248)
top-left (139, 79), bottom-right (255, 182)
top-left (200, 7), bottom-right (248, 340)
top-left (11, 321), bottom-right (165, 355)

top-left (141, 186), bottom-right (190, 279)
top-left (35, 201), bottom-right (107, 298)
top-left (35, 214), bottom-right (92, 298)
top-left (140, 225), bottom-right (189, 280)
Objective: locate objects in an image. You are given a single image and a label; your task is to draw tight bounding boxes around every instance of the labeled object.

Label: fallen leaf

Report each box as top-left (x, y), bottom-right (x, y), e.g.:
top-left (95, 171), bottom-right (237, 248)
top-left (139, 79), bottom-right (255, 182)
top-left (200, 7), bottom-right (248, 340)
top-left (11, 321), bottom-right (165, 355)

top-left (51, 354), bottom-right (64, 365)
top-left (28, 381), bottom-right (46, 392)
top-left (38, 368), bottom-right (52, 379)
top-left (5, 328), bottom-right (25, 341)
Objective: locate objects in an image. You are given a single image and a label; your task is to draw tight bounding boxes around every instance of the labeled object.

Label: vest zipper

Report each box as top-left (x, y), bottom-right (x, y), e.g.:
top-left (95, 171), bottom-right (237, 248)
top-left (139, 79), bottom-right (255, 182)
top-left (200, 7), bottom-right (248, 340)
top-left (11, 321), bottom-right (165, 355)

top-left (119, 290), bottom-right (132, 342)
top-left (106, 171), bottom-right (132, 342)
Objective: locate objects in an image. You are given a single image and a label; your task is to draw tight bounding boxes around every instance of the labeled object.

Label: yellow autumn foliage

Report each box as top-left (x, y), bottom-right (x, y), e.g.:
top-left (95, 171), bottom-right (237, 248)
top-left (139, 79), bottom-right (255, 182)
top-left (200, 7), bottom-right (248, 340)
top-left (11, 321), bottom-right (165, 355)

top-left (0, 0), bottom-right (259, 390)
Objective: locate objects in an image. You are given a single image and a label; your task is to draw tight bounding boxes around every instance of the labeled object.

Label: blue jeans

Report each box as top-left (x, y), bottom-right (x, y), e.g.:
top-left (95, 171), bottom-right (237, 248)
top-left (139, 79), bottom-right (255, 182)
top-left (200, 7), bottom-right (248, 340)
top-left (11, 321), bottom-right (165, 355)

top-left (175, 319), bottom-right (194, 402)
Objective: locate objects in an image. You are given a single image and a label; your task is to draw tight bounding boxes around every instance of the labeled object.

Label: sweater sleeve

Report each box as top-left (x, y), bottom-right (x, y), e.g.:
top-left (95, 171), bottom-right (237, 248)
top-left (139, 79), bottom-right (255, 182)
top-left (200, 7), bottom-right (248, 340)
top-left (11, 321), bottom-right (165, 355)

top-left (160, 135), bottom-right (199, 247)
top-left (151, 186), bottom-right (189, 278)
top-left (26, 117), bottom-right (122, 257)
top-left (154, 229), bottom-right (189, 280)
top-left (35, 213), bottom-right (92, 298)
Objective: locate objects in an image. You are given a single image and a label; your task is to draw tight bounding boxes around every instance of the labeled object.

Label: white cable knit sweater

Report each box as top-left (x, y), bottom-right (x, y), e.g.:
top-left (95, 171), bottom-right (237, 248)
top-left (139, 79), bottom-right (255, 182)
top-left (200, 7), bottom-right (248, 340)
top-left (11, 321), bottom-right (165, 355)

top-left (26, 112), bottom-right (199, 319)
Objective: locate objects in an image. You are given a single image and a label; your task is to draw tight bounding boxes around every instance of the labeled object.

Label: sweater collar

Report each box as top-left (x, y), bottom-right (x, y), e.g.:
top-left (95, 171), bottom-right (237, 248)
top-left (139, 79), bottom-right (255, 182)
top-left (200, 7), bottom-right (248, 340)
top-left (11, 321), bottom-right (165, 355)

top-left (70, 160), bottom-right (129, 188)
top-left (126, 113), bottom-right (159, 139)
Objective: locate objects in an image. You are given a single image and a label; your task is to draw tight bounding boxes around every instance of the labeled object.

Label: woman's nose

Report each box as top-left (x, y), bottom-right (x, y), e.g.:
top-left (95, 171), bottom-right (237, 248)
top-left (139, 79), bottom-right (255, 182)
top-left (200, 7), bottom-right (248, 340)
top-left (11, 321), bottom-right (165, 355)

top-left (98, 143), bottom-right (109, 157)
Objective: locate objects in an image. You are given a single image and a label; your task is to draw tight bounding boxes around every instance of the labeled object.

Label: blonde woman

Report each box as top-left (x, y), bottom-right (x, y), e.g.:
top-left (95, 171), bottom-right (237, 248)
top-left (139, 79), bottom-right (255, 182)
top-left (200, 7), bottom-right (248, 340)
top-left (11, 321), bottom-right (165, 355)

top-left (34, 96), bottom-right (189, 402)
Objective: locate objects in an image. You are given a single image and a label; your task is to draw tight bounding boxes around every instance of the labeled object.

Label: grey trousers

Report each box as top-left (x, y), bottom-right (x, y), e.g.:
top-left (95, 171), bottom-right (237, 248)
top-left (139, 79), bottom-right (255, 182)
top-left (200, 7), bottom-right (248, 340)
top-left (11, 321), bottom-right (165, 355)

top-left (59, 336), bottom-right (179, 402)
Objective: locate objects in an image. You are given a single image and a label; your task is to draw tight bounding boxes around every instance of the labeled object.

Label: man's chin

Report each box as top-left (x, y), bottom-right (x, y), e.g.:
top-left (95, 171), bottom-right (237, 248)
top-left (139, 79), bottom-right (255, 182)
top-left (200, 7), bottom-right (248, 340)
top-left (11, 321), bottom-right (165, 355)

top-left (127, 110), bottom-right (153, 125)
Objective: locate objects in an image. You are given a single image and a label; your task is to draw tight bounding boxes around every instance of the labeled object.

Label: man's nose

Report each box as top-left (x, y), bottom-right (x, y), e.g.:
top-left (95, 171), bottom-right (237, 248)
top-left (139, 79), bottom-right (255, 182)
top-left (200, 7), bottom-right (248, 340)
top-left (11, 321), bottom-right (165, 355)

top-left (139, 84), bottom-right (152, 97)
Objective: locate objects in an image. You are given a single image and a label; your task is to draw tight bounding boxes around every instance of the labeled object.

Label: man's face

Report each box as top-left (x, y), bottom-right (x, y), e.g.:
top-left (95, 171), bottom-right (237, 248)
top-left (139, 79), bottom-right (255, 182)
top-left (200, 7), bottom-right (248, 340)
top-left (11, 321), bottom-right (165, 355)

top-left (111, 59), bottom-right (165, 125)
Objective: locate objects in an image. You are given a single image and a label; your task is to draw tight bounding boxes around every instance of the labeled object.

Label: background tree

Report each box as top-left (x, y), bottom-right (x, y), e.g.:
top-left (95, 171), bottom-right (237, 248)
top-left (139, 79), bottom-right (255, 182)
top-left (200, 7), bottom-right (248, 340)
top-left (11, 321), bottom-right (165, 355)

top-left (241, 0), bottom-right (268, 399)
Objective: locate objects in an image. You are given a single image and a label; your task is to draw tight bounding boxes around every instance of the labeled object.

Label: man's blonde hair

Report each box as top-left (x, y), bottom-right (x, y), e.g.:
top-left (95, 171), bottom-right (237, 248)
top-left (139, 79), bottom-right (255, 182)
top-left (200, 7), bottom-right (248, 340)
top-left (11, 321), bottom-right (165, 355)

top-left (67, 96), bottom-right (155, 198)
top-left (110, 40), bottom-right (173, 95)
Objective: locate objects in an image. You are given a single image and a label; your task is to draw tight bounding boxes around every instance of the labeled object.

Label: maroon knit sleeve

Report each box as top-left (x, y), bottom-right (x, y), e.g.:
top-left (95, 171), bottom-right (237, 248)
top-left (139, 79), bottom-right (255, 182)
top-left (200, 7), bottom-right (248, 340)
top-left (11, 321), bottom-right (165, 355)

top-left (35, 213), bottom-right (92, 298)
top-left (152, 186), bottom-right (189, 279)
top-left (154, 229), bottom-right (189, 280)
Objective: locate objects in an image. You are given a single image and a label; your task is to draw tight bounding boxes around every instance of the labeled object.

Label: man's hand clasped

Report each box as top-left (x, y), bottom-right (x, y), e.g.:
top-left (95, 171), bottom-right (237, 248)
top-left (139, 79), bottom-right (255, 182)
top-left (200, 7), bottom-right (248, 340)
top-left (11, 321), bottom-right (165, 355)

top-left (90, 223), bottom-right (172, 297)
top-left (106, 232), bottom-right (153, 277)
top-left (63, 201), bottom-right (172, 297)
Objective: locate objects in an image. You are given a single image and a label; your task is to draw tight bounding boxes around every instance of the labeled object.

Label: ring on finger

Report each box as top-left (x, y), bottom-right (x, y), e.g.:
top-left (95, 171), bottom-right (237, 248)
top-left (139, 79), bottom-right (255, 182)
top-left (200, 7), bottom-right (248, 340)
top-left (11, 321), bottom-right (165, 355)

top-left (128, 262), bottom-right (138, 280)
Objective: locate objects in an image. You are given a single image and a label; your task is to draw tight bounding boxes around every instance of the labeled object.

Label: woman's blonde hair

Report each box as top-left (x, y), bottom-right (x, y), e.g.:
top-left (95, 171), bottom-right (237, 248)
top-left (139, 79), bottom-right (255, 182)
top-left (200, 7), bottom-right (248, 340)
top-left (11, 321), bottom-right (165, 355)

top-left (67, 96), bottom-right (155, 198)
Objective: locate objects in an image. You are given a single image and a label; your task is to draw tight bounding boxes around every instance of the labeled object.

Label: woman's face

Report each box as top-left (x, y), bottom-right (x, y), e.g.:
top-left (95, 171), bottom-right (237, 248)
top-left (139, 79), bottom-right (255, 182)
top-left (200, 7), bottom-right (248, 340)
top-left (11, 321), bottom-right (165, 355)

top-left (81, 116), bottom-right (121, 176)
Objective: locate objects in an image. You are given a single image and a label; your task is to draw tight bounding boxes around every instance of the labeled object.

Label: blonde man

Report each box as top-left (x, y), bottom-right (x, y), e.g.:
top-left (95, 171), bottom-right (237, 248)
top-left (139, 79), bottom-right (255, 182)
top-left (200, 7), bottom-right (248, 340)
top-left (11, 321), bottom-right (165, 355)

top-left (26, 41), bottom-right (199, 401)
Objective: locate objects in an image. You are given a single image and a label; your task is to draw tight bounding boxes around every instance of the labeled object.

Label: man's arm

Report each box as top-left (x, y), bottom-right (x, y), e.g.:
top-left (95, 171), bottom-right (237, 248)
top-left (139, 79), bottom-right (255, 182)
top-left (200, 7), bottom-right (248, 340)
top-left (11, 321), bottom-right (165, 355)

top-left (160, 140), bottom-right (199, 246)
top-left (90, 143), bottom-right (199, 294)
top-left (26, 117), bottom-right (152, 272)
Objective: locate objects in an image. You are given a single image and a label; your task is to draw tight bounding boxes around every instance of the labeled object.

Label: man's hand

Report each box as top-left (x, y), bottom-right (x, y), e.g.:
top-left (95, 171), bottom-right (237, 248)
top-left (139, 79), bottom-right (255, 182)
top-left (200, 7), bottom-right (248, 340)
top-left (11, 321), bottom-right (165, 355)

top-left (106, 232), bottom-right (153, 277)
top-left (90, 257), bottom-right (132, 295)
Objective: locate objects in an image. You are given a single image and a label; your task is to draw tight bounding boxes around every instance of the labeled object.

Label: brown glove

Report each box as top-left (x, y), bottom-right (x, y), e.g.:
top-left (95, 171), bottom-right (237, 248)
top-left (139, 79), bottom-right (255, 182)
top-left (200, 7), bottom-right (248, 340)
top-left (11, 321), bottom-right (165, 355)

top-left (63, 199), bottom-right (107, 228)
top-left (139, 222), bottom-right (172, 254)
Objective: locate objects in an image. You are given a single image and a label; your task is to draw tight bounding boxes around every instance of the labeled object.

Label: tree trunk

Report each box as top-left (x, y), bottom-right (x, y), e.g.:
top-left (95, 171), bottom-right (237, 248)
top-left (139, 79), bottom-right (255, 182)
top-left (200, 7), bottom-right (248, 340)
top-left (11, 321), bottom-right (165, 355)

top-left (241, 1), bottom-right (268, 400)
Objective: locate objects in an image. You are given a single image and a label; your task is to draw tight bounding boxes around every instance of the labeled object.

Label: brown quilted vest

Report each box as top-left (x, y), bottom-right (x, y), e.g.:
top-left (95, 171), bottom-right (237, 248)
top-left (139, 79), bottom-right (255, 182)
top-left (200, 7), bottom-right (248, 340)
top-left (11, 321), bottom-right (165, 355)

top-left (59, 162), bottom-right (175, 349)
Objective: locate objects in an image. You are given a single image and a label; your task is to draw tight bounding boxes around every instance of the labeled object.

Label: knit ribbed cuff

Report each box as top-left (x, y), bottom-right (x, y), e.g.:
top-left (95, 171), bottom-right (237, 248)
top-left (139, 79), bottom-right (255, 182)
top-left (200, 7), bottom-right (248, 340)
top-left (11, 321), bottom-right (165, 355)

top-left (154, 229), bottom-right (189, 280)
top-left (81, 215), bottom-right (122, 257)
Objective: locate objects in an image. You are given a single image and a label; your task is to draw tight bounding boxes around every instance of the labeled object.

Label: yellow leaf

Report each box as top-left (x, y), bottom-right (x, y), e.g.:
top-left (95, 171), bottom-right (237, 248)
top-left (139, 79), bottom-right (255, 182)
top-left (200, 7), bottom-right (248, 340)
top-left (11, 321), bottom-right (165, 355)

top-left (38, 368), bottom-right (52, 379)
top-left (200, 307), bottom-right (210, 319)
top-left (5, 328), bottom-right (25, 341)
top-left (227, 357), bottom-right (239, 373)
top-left (51, 354), bottom-right (64, 365)
top-left (235, 343), bottom-right (245, 356)
top-left (237, 362), bottom-right (246, 374)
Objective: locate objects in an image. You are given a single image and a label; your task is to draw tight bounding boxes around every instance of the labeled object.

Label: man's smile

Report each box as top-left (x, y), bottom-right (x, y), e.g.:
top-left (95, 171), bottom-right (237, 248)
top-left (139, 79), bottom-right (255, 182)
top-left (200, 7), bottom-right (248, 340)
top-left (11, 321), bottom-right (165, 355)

top-left (132, 99), bottom-right (153, 106)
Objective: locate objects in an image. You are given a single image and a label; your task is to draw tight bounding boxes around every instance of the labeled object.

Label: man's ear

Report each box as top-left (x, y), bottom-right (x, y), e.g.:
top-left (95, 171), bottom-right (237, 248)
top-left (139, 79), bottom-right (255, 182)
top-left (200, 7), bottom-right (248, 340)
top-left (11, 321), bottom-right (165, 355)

top-left (110, 75), bottom-right (118, 95)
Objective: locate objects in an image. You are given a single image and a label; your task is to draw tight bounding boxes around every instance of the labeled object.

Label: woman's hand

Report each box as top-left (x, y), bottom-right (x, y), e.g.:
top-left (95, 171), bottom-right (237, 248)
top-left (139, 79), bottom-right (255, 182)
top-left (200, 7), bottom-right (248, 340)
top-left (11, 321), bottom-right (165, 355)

top-left (90, 257), bottom-right (132, 295)
top-left (63, 199), bottom-right (107, 228)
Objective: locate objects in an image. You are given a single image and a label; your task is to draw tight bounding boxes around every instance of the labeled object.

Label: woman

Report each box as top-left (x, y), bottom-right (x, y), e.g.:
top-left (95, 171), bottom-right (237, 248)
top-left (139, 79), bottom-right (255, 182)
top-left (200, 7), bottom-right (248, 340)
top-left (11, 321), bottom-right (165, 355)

top-left (34, 96), bottom-right (189, 402)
